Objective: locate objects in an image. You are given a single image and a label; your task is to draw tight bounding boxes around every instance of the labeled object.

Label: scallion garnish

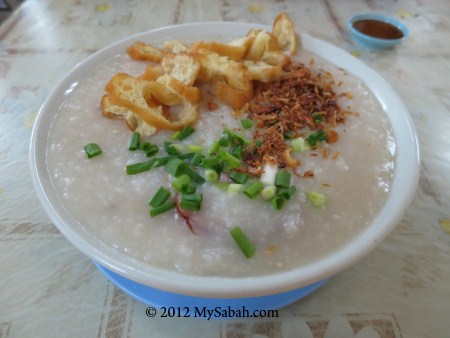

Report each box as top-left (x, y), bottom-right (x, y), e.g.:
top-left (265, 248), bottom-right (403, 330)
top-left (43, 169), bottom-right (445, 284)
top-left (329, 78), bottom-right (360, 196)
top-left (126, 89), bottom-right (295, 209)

top-left (128, 132), bottom-right (140, 151)
top-left (230, 226), bottom-right (256, 258)
top-left (207, 141), bottom-right (220, 155)
top-left (166, 158), bottom-right (188, 177)
top-left (149, 186), bottom-right (171, 208)
top-left (240, 118), bottom-right (253, 129)
top-left (230, 145), bottom-right (243, 159)
top-left (243, 181), bottom-right (263, 199)
top-left (170, 131), bottom-right (180, 140)
top-left (218, 133), bottom-right (230, 147)
top-left (275, 170), bottom-right (291, 189)
top-left (152, 156), bottom-right (172, 168)
top-left (227, 183), bottom-right (243, 194)
top-left (83, 143), bottom-right (102, 159)
top-left (218, 151), bottom-right (241, 169)
top-left (255, 140), bottom-right (262, 147)
top-left (184, 167), bottom-right (205, 184)
top-left (291, 137), bottom-right (310, 152)
top-left (186, 144), bottom-right (203, 153)
top-left (126, 159), bottom-right (154, 175)
top-left (278, 186), bottom-right (296, 200)
top-left (139, 142), bottom-right (159, 157)
top-left (181, 183), bottom-right (196, 194)
top-left (261, 185), bottom-right (276, 200)
top-left (306, 129), bottom-right (327, 146)
top-left (180, 193), bottom-right (203, 211)
top-left (177, 125), bottom-right (195, 140)
top-left (312, 112), bottom-right (323, 124)
top-left (150, 201), bottom-right (176, 217)
top-left (283, 131), bottom-right (293, 140)
top-left (307, 191), bottom-right (327, 208)
top-left (271, 196), bottom-right (285, 210)
top-left (190, 153), bottom-right (205, 166)
top-left (229, 170), bottom-right (249, 184)
top-left (201, 156), bottom-right (220, 169)
top-left (223, 128), bottom-right (251, 144)
top-left (164, 141), bottom-right (181, 156)
top-left (205, 169), bottom-right (219, 183)
top-left (177, 152), bottom-right (195, 160)
top-left (171, 174), bottom-right (191, 192)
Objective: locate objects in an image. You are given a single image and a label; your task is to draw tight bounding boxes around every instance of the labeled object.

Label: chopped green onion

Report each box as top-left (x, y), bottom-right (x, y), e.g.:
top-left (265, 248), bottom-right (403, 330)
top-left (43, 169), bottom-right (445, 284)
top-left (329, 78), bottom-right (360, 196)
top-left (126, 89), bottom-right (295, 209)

top-left (201, 156), bottom-right (220, 169)
top-left (243, 181), bottom-right (263, 199)
top-left (177, 152), bottom-right (195, 160)
top-left (306, 129), bottom-right (327, 146)
top-left (207, 141), bottom-right (220, 155)
top-left (171, 174), bottom-right (191, 192)
top-left (149, 186), bottom-right (171, 208)
top-left (312, 112), bottom-right (323, 124)
top-left (271, 196), bottom-right (285, 210)
top-left (240, 118), bottom-right (253, 129)
top-left (166, 158), bottom-right (188, 177)
top-left (291, 137), bottom-right (310, 152)
top-left (181, 183), bottom-right (196, 194)
top-left (229, 170), bottom-right (249, 184)
top-left (205, 169), bottom-right (219, 183)
top-left (224, 128), bottom-right (251, 144)
top-left (139, 142), bottom-right (159, 157)
top-left (170, 131), bottom-right (180, 140)
top-left (260, 163), bottom-right (278, 186)
top-left (152, 156), bottom-right (172, 168)
top-left (278, 186), bottom-right (296, 200)
top-left (230, 145), bottom-right (243, 159)
top-left (230, 226), bottom-right (256, 258)
top-left (177, 125), bottom-right (195, 140)
top-left (255, 140), bottom-right (262, 147)
top-left (126, 159), bottom-right (154, 175)
top-left (283, 131), bottom-right (293, 140)
top-left (190, 152), bottom-right (205, 166)
top-left (307, 191), bottom-right (327, 208)
top-left (180, 193), bottom-right (203, 211)
top-left (150, 201), bottom-right (176, 217)
top-left (164, 141), bottom-right (181, 155)
top-left (128, 132), bottom-right (140, 151)
top-left (83, 143), bottom-right (102, 159)
top-left (215, 182), bottom-right (230, 191)
top-left (218, 133), bottom-right (230, 147)
top-left (227, 183), bottom-right (243, 194)
top-left (184, 167), bottom-right (206, 184)
top-left (219, 151), bottom-right (241, 169)
top-left (275, 170), bottom-right (291, 189)
top-left (186, 144), bottom-right (203, 153)
top-left (261, 185), bottom-right (276, 200)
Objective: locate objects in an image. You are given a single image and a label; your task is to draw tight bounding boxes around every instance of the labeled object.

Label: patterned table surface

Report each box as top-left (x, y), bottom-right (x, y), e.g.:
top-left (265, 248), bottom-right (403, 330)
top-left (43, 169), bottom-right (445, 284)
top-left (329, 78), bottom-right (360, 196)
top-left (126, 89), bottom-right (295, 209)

top-left (1, 0), bottom-right (449, 337)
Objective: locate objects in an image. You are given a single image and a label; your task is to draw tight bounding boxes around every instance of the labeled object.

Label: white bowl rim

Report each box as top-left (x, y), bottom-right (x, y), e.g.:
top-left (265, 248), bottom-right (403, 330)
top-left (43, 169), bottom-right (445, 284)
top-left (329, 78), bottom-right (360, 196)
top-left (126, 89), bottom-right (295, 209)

top-left (29, 21), bottom-right (420, 298)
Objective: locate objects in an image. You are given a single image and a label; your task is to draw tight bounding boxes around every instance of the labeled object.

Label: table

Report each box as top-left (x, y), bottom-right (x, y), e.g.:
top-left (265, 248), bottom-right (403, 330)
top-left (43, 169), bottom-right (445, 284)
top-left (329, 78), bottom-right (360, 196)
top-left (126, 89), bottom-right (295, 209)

top-left (1, 0), bottom-right (449, 337)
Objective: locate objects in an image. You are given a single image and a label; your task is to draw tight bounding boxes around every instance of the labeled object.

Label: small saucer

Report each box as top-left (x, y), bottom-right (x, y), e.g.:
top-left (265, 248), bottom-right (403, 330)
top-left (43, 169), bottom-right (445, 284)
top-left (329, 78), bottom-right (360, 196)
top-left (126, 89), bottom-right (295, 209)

top-left (95, 263), bottom-right (327, 314)
top-left (348, 13), bottom-right (409, 48)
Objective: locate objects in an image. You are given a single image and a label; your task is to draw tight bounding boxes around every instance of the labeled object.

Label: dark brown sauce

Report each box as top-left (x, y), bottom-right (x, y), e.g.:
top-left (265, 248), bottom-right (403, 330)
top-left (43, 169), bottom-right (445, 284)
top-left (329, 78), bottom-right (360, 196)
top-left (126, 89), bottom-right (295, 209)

top-left (353, 19), bottom-right (404, 40)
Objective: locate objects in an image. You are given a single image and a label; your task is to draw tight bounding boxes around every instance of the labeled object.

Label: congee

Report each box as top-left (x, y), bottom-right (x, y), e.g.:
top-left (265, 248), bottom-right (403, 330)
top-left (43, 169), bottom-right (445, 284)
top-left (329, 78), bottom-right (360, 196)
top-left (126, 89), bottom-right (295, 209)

top-left (46, 19), bottom-right (395, 277)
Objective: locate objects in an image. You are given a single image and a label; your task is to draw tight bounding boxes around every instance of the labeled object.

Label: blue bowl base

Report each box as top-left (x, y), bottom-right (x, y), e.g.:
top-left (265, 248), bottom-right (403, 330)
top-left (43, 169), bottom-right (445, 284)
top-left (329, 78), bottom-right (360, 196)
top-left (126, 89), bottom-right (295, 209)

top-left (95, 263), bottom-right (327, 315)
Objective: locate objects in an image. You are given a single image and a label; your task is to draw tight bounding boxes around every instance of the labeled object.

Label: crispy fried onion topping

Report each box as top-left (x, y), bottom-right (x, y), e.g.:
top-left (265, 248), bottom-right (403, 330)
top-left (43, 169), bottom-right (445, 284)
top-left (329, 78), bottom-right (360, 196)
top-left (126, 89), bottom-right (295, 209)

top-left (243, 62), bottom-right (347, 172)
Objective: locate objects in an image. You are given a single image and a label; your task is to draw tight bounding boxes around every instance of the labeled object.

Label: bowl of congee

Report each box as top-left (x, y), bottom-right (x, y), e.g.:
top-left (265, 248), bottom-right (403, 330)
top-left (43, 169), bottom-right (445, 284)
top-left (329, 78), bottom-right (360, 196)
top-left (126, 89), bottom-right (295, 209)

top-left (30, 13), bottom-right (419, 310)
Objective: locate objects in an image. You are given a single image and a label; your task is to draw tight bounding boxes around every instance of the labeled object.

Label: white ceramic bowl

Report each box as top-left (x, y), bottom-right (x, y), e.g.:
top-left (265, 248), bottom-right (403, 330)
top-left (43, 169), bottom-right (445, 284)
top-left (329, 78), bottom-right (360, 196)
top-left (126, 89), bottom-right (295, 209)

top-left (30, 22), bottom-right (420, 303)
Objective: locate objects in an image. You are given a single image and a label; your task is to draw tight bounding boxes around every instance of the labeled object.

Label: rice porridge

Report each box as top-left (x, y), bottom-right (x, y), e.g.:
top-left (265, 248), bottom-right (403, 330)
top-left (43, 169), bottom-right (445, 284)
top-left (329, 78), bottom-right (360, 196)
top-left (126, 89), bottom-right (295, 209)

top-left (46, 45), bottom-right (395, 277)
